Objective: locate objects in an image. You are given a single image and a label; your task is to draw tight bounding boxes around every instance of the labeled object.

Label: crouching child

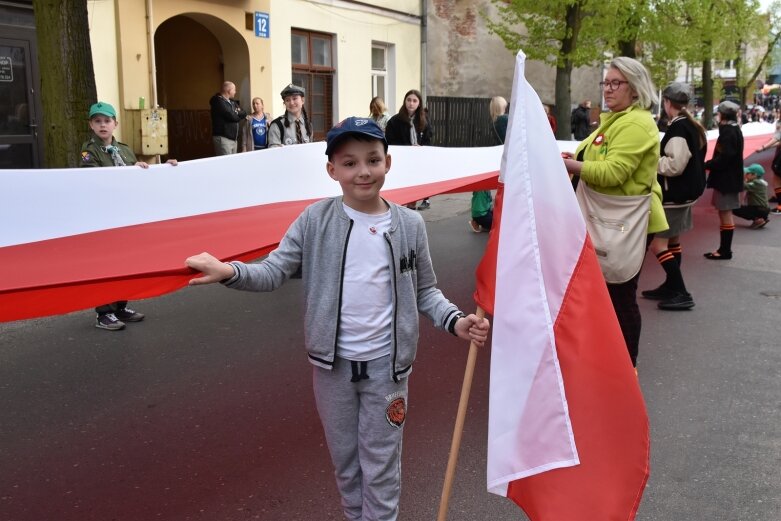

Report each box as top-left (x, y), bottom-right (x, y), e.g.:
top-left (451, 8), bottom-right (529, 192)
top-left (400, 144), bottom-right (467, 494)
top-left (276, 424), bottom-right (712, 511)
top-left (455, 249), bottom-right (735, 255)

top-left (732, 163), bottom-right (770, 229)
top-left (184, 117), bottom-right (490, 521)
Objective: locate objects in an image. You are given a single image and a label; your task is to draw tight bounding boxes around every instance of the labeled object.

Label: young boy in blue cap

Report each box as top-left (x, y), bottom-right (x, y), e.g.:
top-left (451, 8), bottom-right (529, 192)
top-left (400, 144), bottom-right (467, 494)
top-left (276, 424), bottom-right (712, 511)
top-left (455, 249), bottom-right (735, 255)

top-left (185, 117), bottom-right (490, 520)
top-left (81, 101), bottom-right (177, 330)
top-left (732, 163), bottom-right (770, 229)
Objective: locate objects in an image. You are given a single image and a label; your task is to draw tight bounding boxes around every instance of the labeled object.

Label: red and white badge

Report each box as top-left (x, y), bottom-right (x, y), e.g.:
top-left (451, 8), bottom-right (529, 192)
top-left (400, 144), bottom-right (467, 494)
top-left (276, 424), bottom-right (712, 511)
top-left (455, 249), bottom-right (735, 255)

top-left (386, 397), bottom-right (406, 428)
top-left (593, 134), bottom-right (605, 146)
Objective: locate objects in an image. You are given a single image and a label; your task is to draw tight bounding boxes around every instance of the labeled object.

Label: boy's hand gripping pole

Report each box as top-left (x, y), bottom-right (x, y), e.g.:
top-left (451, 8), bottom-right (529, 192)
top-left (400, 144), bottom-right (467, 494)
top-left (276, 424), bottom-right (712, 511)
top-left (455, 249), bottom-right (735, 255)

top-left (437, 306), bottom-right (485, 521)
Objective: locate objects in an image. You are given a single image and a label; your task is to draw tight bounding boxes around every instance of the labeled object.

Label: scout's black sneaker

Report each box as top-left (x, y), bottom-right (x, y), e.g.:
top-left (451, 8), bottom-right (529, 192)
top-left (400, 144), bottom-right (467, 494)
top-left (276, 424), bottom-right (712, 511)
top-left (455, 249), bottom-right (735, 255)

top-left (96, 313), bottom-right (125, 331)
top-left (417, 199), bottom-right (431, 210)
top-left (658, 292), bottom-right (695, 311)
top-left (641, 284), bottom-right (677, 300)
top-left (115, 307), bottom-right (145, 322)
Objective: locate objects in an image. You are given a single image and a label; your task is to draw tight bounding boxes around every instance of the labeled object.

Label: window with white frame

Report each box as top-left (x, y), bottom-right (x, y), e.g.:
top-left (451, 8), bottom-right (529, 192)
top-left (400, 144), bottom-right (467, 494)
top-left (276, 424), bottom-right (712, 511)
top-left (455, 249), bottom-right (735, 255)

top-left (371, 43), bottom-right (388, 101)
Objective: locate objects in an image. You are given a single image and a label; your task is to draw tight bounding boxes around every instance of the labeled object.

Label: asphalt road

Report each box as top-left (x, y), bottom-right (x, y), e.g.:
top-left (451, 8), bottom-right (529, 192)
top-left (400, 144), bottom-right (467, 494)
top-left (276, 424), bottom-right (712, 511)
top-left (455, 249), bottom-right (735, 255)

top-left (1, 193), bottom-right (779, 521)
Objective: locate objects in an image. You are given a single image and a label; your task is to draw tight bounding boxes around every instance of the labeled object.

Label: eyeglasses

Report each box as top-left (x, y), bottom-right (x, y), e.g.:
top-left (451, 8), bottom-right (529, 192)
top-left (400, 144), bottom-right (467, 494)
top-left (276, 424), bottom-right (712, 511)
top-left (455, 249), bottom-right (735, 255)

top-left (599, 80), bottom-right (629, 91)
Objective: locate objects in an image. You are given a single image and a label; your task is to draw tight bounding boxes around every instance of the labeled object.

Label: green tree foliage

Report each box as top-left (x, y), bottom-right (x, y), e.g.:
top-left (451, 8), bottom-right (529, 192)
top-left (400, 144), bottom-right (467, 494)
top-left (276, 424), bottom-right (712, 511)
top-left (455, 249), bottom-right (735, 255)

top-left (736, 0), bottom-right (781, 103)
top-left (484, 0), bottom-right (621, 139)
top-left (485, 0), bottom-right (768, 133)
top-left (614, 0), bottom-right (650, 58)
top-left (32, 0), bottom-right (97, 167)
top-left (650, 0), bottom-right (761, 127)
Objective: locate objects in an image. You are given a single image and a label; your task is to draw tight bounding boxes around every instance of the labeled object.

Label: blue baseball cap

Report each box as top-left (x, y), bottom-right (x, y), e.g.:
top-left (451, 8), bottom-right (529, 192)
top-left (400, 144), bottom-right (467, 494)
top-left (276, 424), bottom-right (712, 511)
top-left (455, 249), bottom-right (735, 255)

top-left (325, 117), bottom-right (387, 157)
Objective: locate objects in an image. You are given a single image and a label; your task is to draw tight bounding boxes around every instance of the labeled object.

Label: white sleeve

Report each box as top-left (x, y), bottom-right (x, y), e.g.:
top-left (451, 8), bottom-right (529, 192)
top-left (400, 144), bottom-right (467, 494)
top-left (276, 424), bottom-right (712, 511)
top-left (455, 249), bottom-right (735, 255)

top-left (658, 137), bottom-right (692, 177)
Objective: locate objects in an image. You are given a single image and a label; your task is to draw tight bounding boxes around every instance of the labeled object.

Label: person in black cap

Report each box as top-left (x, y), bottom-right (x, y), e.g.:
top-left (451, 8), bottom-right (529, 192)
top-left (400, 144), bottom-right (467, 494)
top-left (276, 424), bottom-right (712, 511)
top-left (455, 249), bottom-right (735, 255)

top-left (642, 82), bottom-right (706, 310)
top-left (210, 81), bottom-right (247, 155)
top-left (703, 100), bottom-right (744, 260)
top-left (268, 83), bottom-right (313, 147)
top-left (184, 116), bottom-right (489, 521)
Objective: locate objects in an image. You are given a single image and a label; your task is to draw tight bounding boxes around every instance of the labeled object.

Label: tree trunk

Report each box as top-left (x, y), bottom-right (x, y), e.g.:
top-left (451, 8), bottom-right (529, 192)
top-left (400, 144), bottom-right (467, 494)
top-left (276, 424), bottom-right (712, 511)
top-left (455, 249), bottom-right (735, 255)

top-left (555, 63), bottom-right (573, 140)
top-left (741, 31), bottom-right (781, 104)
top-left (32, 0), bottom-right (97, 168)
top-left (618, 39), bottom-right (637, 58)
top-left (702, 58), bottom-right (713, 129)
top-left (555, 2), bottom-right (583, 140)
top-left (616, 2), bottom-right (646, 60)
top-left (734, 42), bottom-right (745, 105)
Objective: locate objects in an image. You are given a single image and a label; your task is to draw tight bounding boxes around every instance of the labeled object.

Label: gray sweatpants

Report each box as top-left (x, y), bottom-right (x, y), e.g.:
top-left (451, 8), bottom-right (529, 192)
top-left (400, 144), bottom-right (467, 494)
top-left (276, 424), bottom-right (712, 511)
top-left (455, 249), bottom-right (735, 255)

top-left (313, 355), bottom-right (408, 521)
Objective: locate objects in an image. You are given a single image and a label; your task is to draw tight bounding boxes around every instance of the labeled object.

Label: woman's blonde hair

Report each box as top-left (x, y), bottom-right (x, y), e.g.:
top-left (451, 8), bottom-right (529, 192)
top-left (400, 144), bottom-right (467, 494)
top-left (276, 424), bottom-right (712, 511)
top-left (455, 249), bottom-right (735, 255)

top-left (610, 57), bottom-right (658, 110)
top-left (489, 96), bottom-right (508, 122)
top-left (369, 96), bottom-right (386, 118)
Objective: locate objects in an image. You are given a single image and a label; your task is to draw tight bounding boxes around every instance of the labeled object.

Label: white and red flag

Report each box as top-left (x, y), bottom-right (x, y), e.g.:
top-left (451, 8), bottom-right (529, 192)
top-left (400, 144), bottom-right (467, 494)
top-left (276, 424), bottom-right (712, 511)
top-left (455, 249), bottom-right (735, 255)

top-left (474, 51), bottom-right (650, 520)
top-left (0, 96), bottom-right (771, 324)
top-left (0, 144), bottom-right (500, 322)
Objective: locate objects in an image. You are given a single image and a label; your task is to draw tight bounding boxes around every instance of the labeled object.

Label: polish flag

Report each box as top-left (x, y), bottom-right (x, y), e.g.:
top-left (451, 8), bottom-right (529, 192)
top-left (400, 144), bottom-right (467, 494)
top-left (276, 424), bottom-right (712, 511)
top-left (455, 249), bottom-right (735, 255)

top-left (474, 51), bottom-right (650, 519)
top-left (0, 144), bottom-right (499, 323)
top-left (0, 107), bottom-right (771, 324)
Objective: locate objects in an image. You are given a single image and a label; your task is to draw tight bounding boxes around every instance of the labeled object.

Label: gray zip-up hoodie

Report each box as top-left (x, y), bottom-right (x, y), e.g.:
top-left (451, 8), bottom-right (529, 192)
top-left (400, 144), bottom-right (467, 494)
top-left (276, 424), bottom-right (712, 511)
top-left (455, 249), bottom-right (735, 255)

top-left (223, 197), bottom-right (463, 381)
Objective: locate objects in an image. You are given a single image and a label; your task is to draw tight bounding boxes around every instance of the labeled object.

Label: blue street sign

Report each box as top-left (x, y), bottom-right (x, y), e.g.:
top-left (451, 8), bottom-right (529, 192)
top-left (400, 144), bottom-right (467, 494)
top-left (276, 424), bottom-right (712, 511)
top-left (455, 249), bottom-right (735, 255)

top-left (255, 12), bottom-right (269, 38)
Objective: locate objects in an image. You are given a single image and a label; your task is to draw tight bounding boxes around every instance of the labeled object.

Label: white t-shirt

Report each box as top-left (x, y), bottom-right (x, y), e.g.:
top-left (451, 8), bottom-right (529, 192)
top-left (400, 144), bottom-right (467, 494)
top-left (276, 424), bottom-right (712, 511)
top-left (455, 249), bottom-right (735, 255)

top-left (338, 204), bottom-right (394, 361)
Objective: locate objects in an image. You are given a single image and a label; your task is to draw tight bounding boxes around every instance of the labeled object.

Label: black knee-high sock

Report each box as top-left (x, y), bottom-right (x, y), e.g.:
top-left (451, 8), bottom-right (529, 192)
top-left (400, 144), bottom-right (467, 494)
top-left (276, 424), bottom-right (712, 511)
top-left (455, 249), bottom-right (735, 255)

top-left (719, 225), bottom-right (735, 254)
top-left (668, 242), bottom-right (682, 267)
top-left (656, 250), bottom-right (687, 293)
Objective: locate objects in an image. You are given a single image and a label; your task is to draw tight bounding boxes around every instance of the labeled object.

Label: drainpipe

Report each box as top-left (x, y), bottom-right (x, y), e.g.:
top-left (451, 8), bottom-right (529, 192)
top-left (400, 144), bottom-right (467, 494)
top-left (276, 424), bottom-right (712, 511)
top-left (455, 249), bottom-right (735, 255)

top-left (421, 0), bottom-right (427, 102)
top-left (146, 0), bottom-right (158, 108)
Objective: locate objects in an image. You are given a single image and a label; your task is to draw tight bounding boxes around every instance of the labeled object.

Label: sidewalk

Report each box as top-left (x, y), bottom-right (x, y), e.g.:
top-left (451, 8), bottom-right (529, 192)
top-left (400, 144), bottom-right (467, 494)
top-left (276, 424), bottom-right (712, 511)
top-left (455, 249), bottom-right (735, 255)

top-left (418, 193), bottom-right (473, 223)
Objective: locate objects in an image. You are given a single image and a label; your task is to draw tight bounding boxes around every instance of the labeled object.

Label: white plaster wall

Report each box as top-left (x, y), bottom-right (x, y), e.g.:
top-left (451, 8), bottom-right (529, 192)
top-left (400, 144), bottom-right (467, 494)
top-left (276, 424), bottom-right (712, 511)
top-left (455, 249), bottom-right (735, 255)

top-left (271, 0), bottom-right (422, 119)
top-left (426, 0), bottom-right (602, 111)
top-left (87, 0), bottom-right (122, 138)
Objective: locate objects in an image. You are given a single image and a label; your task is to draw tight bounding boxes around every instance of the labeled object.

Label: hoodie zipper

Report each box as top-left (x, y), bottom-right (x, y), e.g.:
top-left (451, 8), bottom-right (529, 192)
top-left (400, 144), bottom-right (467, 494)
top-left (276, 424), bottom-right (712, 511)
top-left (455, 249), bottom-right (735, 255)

top-left (332, 219), bottom-right (354, 361)
top-left (383, 232), bottom-right (400, 383)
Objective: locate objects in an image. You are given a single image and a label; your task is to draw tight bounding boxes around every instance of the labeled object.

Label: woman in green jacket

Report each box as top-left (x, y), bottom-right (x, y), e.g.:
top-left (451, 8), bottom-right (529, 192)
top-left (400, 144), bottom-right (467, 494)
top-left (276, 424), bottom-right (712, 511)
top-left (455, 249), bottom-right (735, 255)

top-left (563, 57), bottom-right (668, 369)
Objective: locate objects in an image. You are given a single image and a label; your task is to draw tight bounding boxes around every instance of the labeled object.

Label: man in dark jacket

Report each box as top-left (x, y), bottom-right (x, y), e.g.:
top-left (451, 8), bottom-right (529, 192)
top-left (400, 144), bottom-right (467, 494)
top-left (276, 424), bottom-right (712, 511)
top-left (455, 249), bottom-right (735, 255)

top-left (570, 100), bottom-right (592, 140)
top-left (210, 81), bottom-right (247, 155)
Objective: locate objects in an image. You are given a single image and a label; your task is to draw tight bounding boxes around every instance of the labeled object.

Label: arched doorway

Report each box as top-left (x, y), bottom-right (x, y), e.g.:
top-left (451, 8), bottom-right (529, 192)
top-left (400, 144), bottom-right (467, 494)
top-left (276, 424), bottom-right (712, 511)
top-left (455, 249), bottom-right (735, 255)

top-left (155, 14), bottom-right (249, 160)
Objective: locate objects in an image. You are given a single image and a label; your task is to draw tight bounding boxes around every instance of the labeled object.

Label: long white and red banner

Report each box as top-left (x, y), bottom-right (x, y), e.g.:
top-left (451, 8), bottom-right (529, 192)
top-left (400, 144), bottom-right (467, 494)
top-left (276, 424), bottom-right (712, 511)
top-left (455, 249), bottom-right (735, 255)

top-left (0, 144), bottom-right (501, 322)
top-left (0, 106), bottom-right (773, 323)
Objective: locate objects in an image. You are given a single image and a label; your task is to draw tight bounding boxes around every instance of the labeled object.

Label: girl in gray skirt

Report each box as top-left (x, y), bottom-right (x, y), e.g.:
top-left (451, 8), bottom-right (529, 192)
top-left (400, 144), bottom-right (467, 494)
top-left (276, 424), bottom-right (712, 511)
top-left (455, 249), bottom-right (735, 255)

top-left (703, 101), bottom-right (744, 261)
top-left (642, 83), bottom-right (706, 310)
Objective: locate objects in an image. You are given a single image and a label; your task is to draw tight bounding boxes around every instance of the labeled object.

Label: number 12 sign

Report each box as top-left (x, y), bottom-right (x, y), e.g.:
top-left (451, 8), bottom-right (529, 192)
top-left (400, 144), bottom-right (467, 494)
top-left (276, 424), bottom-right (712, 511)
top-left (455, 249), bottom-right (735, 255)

top-left (255, 12), bottom-right (269, 38)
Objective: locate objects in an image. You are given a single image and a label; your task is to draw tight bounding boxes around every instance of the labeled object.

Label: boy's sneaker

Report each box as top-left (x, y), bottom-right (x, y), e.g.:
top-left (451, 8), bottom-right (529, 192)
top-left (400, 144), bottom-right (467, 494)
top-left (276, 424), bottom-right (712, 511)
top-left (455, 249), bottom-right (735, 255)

top-left (96, 313), bottom-right (125, 331)
top-left (657, 292), bottom-right (695, 311)
top-left (770, 208), bottom-right (781, 215)
top-left (468, 219), bottom-right (482, 233)
top-left (115, 307), bottom-right (145, 322)
top-left (417, 199), bottom-right (431, 210)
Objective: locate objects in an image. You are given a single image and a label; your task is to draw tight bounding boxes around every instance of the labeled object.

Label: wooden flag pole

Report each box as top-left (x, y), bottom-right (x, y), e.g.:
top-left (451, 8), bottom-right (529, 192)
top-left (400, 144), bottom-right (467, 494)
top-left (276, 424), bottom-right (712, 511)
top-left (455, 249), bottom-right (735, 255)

top-left (436, 306), bottom-right (486, 521)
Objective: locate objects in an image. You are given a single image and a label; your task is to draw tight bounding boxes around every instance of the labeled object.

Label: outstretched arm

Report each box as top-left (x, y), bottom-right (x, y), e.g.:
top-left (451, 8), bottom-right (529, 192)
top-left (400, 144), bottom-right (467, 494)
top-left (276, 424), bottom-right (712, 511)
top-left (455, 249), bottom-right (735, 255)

top-left (454, 314), bottom-right (490, 347)
top-left (756, 137), bottom-right (779, 153)
top-left (185, 252), bottom-right (235, 285)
